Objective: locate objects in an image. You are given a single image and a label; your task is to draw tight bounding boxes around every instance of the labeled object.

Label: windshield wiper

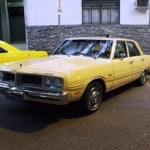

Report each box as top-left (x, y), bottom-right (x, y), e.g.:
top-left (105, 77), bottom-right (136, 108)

top-left (92, 55), bottom-right (97, 59)
top-left (60, 51), bottom-right (70, 57)
top-left (73, 52), bottom-right (86, 56)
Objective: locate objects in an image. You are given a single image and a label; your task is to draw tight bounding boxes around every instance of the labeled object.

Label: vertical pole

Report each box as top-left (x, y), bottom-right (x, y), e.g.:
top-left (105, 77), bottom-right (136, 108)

top-left (58, 14), bottom-right (61, 44)
top-left (57, 0), bottom-right (62, 44)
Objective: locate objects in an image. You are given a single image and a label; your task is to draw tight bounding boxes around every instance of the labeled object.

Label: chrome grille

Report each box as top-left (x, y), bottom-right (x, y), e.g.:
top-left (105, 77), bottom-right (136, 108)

top-left (16, 74), bottom-right (42, 88)
top-left (3, 72), bottom-right (15, 82)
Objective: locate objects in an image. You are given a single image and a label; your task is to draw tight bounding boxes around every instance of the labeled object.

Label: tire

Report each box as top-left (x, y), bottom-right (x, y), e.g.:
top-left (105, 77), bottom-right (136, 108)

top-left (81, 81), bottom-right (103, 113)
top-left (137, 71), bottom-right (147, 86)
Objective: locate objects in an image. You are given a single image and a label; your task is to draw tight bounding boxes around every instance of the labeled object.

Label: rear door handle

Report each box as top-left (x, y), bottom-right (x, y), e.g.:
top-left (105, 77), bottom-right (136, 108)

top-left (141, 58), bottom-right (144, 61)
top-left (129, 61), bottom-right (133, 64)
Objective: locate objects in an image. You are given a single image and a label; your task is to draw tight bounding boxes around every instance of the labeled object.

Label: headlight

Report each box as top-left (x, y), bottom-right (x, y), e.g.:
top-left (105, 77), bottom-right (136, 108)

top-left (0, 72), bottom-right (4, 81)
top-left (45, 77), bottom-right (53, 86)
top-left (42, 76), bottom-right (63, 91)
top-left (54, 78), bottom-right (63, 88)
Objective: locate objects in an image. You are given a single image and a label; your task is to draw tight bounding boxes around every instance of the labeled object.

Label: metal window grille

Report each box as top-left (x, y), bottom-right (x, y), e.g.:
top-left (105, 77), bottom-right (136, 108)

top-left (82, 0), bottom-right (120, 5)
top-left (137, 0), bottom-right (149, 6)
top-left (82, 0), bottom-right (120, 24)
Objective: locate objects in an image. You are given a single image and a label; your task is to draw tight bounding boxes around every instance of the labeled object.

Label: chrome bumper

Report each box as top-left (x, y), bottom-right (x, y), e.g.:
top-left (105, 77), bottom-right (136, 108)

top-left (0, 83), bottom-right (69, 105)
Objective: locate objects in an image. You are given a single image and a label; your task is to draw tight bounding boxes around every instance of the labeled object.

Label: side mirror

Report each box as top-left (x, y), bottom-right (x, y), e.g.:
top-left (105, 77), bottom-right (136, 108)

top-left (119, 52), bottom-right (126, 59)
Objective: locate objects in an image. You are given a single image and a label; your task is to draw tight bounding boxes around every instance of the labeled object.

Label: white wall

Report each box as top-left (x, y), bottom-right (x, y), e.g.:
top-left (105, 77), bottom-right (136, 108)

top-left (24, 0), bottom-right (150, 26)
top-left (24, 0), bottom-right (82, 26)
top-left (120, 0), bottom-right (149, 25)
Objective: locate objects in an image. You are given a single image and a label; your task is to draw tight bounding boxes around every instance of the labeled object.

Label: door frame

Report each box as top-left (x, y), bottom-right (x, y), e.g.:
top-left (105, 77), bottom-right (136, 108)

top-left (0, 0), bottom-right (10, 42)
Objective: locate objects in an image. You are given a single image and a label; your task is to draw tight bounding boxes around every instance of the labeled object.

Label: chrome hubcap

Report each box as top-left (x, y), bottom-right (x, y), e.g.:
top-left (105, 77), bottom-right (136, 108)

top-left (88, 87), bottom-right (101, 110)
top-left (141, 72), bottom-right (146, 84)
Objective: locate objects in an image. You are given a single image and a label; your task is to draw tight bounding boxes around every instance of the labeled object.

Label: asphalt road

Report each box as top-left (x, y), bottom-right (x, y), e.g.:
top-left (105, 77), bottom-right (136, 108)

top-left (0, 77), bottom-right (150, 150)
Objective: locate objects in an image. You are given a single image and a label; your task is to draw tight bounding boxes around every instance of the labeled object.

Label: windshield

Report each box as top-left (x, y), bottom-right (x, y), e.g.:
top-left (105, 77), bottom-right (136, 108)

top-left (53, 40), bottom-right (113, 58)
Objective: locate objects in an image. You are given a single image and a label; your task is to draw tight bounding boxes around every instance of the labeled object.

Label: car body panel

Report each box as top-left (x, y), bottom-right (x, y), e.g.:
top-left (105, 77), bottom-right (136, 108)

top-left (14, 56), bottom-right (114, 102)
top-left (0, 40), bottom-right (48, 64)
top-left (112, 58), bottom-right (132, 88)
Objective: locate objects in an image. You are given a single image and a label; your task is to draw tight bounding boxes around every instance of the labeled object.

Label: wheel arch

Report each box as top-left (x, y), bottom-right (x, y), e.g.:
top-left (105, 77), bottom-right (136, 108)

top-left (80, 78), bottom-right (106, 113)
top-left (144, 68), bottom-right (149, 74)
top-left (86, 78), bottom-right (106, 94)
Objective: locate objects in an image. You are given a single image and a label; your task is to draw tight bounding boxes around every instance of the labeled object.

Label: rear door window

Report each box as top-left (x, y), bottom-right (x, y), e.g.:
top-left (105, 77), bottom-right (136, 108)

top-left (127, 42), bottom-right (140, 57)
top-left (0, 47), bottom-right (7, 53)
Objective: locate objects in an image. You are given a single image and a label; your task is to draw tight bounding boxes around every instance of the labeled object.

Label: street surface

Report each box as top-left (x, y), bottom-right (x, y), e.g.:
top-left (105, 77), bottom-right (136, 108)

top-left (0, 76), bottom-right (150, 150)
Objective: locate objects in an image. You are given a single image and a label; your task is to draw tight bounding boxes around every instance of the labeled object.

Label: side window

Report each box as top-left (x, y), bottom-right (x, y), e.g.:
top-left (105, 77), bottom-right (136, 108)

top-left (0, 47), bottom-right (7, 53)
top-left (127, 42), bottom-right (140, 57)
top-left (114, 41), bottom-right (127, 59)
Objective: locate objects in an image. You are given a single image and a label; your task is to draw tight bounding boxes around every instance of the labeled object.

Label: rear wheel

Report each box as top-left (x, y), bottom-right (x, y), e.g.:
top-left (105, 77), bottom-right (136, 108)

top-left (137, 71), bottom-right (147, 86)
top-left (81, 82), bottom-right (103, 113)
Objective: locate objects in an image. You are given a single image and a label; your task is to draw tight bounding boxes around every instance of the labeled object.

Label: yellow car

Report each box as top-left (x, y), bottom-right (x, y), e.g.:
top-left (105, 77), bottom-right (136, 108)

top-left (0, 40), bottom-right (48, 64)
top-left (0, 37), bottom-right (150, 113)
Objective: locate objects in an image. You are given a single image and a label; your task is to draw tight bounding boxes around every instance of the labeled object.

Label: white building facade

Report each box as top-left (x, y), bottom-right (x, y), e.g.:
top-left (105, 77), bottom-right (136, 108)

top-left (0, 0), bottom-right (150, 53)
top-left (25, 0), bottom-right (150, 26)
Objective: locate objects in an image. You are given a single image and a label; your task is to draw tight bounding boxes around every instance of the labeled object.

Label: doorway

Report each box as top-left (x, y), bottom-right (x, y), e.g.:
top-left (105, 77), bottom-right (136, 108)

top-left (0, 0), bottom-right (26, 44)
top-left (8, 0), bottom-right (25, 43)
top-left (0, 11), bottom-right (2, 40)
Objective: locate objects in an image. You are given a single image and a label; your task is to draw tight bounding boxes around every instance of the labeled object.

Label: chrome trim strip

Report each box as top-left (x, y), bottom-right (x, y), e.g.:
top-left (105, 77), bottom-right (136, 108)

top-left (68, 83), bottom-right (85, 89)
top-left (22, 89), bottom-right (68, 99)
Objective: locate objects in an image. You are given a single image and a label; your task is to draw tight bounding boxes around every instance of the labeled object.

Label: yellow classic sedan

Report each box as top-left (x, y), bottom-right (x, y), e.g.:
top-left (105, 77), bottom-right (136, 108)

top-left (0, 37), bottom-right (150, 113)
top-left (0, 40), bottom-right (48, 64)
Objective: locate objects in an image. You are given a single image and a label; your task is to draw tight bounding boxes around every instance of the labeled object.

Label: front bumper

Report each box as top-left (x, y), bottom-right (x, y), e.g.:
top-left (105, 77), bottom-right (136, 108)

top-left (0, 83), bottom-right (69, 105)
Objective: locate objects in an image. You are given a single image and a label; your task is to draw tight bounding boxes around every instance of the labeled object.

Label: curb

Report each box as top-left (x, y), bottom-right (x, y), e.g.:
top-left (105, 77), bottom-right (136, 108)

top-left (146, 75), bottom-right (150, 82)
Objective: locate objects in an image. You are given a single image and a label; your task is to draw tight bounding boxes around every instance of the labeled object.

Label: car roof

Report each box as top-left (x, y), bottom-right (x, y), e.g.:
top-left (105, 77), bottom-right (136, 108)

top-left (65, 37), bottom-right (135, 42)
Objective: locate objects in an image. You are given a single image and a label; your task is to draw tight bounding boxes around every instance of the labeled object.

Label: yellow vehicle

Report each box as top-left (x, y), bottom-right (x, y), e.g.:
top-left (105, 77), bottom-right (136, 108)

top-left (0, 38), bottom-right (150, 113)
top-left (0, 40), bottom-right (48, 64)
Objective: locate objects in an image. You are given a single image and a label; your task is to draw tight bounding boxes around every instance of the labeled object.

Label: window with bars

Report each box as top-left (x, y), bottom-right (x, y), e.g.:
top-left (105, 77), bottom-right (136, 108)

top-left (82, 0), bottom-right (120, 24)
top-left (137, 0), bottom-right (149, 7)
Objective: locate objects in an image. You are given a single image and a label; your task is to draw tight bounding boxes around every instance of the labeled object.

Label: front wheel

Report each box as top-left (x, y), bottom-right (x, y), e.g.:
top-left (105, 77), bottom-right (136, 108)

top-left (81, 82), bottom-right (103, 113)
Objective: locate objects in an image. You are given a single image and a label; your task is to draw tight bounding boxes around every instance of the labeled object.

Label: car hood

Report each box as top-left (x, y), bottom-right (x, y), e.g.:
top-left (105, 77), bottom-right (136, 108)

top-left (17, 55), bottom-right (109, 76)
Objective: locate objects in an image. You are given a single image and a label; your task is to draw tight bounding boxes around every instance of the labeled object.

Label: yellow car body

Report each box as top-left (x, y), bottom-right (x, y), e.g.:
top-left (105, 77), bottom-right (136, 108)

top-left (0, 40), bottom-right (48, 64)
top-left (0, 37), bottom-right (150, 113)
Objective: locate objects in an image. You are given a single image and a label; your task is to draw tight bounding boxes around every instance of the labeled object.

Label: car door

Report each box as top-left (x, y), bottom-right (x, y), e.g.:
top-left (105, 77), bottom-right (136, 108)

top-left (112, 41), bottom-right (132, 88)
top-left (126, 41), bottom-right (144, 80)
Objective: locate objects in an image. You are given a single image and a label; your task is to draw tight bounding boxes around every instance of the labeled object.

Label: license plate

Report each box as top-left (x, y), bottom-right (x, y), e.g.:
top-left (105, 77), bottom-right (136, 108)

top-left (6, 93), bottom-right (23, 101)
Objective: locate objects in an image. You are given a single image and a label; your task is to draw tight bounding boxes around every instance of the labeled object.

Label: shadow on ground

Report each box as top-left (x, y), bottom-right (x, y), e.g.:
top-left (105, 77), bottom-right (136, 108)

top-left (0, 81), bottom-right (146, 133)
